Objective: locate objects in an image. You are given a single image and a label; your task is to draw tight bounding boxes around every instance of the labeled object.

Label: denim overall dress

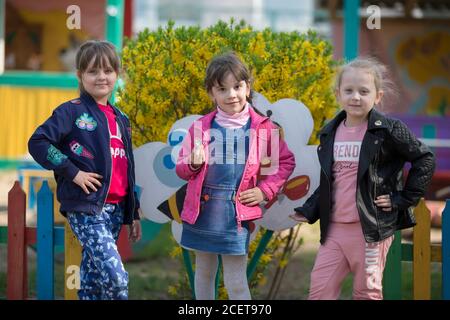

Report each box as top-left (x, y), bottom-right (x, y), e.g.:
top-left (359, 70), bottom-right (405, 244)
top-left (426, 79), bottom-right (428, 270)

top-left (181, 118), bottom-right (251, 255)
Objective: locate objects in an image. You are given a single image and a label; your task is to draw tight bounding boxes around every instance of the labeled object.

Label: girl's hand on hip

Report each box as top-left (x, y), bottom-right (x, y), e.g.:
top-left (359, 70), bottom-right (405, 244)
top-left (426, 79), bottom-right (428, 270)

top-left (239, 187), bottom-right (265, 206)
top-left (128, 220), bottom-right (142, 243)
top-left (73, 170), bottom-right (102, 194)
top-left (374, 194), bottom-right (392, 212)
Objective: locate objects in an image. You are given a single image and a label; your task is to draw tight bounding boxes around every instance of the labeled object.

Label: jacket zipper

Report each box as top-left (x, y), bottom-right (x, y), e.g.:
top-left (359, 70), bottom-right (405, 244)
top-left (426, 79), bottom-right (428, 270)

top-left (373, 151), bottom-right (379, 205)
top-left (235, 121), bottom-right (264, 231)
top-left (318, 140), bottom-right (332, 215)
top-left (100, 110), bottom-right (113, 211)
top-left (322, 167), bottom-right (332, 212)
top-left (372, 150), bottom-right (381, 235)
top-left (319, 142), bottom-right (332, 213)
top-left (117, 115), bottom-right (136, 218)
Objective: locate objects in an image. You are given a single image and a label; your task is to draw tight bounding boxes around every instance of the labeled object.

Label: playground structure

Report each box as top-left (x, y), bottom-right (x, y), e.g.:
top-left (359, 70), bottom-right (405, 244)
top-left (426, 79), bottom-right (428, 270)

top-left (0, 0), bottom-right (132, 165)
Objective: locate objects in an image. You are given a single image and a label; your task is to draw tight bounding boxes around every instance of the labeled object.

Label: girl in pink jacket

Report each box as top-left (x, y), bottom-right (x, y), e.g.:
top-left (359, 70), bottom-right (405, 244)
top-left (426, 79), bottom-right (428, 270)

top-left (176, 52), bottom-right (295, 300)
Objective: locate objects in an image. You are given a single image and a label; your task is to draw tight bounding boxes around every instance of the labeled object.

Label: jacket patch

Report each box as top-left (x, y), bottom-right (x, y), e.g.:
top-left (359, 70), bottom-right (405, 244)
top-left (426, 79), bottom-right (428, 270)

top-left (75, 113), bottom-right (97, 131)
top-left (47, 144), bottom-right (68, 165)
top-left (69, 140), bottom-right (94, 159)
top-left (70, 99), bottom-right (81, 105)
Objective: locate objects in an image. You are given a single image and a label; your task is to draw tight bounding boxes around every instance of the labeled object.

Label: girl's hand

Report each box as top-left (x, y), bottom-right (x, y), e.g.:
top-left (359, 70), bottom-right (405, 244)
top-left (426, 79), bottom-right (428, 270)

top-left (73, 171), bottom-right (102, 194)
top-left (190, 140), bottom-right (205, 169)
top-left (374, 194), bottom-right (392, 212)
top-left (289, 212), bottom-right (308, 222)
top-left (239, 187), bottom-right (265, 206)
top-left (128, 220), bottom-right (142, 243)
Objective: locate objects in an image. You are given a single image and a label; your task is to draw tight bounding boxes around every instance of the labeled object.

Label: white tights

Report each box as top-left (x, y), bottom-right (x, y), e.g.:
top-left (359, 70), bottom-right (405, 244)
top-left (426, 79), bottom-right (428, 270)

top-left (194, 251), bottom-right (251, 300)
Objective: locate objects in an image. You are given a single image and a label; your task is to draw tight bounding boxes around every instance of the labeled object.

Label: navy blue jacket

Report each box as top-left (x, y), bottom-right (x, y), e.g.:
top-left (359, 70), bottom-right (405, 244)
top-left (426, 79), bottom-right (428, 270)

top-left (28, 92), bottom-right (140, 224)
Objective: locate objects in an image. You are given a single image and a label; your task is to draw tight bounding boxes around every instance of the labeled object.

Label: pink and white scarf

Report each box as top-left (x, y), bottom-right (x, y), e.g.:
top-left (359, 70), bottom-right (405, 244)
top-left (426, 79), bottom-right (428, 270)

top-left (215, 103), bottom-right (250, 128)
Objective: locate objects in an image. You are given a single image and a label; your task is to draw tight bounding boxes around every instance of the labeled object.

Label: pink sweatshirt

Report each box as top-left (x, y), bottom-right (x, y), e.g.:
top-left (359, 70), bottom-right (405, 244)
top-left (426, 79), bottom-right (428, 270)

top-left (331, 120), bottom-right (368, 223)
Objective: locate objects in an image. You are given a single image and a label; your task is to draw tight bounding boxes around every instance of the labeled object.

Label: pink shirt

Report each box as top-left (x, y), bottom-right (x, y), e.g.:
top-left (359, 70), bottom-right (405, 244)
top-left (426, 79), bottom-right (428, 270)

top-left (98, 103), bottom-right (128, 203)
top-left (331, 120), bottom-right (367, 223)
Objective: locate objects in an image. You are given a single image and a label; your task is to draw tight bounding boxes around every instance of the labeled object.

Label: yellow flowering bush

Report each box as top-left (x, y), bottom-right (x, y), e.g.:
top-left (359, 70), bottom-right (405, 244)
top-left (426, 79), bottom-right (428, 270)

top-left (118, 19), bottom-right (338, 146)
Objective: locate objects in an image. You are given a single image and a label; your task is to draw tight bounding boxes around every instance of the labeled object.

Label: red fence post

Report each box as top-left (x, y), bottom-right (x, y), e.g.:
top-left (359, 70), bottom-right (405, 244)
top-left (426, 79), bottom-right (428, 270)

top-left (117, 228), bottom-right (132, 262)
top-left (7, 181), bottom-right (27, 300)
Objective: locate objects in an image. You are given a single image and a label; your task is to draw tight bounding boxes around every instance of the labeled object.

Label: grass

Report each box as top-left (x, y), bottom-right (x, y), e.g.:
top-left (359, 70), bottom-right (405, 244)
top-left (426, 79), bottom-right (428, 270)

top-left (126, 223), bottom-right (183, 299)
top-left (0, 222), bottom-right (443, 300)
top-left (400, 262), bottom-right (442, 300)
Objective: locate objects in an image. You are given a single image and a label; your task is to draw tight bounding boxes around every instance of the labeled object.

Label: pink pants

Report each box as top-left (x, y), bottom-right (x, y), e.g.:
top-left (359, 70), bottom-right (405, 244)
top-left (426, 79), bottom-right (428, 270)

top-left (308, 222), bottom-right (393, 300)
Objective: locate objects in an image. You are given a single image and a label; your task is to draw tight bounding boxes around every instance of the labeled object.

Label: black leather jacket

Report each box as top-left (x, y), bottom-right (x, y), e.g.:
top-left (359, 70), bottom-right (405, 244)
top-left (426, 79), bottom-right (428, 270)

top-left (295, 109), bottom-right (435, 243)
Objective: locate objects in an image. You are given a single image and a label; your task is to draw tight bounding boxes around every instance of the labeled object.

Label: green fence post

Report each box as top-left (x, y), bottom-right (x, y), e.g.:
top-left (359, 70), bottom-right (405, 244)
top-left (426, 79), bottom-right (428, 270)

top-left (105, 0), bottom-right (124, 104)
top-left (383, 230), bottom-right (402, 299)
top-left (182, 247), bottom-right (196, 299)
top-left (344, 0), bottom-right (360, 60)
top-left (247, 229), bottom-right (274, 280)
top-left (215, 256), bottom-right (223, 300)
top-left (442, 200), bottom-right (450, 300)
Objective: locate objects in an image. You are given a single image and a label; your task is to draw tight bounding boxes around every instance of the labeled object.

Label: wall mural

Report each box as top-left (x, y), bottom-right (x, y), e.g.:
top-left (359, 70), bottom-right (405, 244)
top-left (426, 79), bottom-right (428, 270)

top-left (394, 29), bottom-right (449, 116)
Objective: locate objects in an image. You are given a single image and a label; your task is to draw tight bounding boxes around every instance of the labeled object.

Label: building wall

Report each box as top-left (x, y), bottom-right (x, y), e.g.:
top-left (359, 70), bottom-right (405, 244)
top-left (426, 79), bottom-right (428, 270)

top-left (331, 19), bottom-right (450, 116)
top-left (0, 86), bottom-right (77, 158)
top-left (134, 0), bottom-right (316, 32)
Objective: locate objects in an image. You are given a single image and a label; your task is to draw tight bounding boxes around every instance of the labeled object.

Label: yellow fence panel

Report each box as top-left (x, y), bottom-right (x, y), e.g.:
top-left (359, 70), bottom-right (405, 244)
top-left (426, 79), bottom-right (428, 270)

top-left (0, 86), bottom-right (78, 158)
top-left (413, 199), bottom-right (431, 300)
top-left (64, 220), bottom-right (82, 300)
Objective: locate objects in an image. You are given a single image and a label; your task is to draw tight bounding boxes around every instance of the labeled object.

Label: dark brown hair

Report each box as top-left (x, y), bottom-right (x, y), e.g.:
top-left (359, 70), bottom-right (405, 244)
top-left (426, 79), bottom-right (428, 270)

top-left (76, 40), bottom-right (120, 74)
top-left (75, 40), bottom-right (120, 93)
top-left (204, 52), bottom-right (253, 103)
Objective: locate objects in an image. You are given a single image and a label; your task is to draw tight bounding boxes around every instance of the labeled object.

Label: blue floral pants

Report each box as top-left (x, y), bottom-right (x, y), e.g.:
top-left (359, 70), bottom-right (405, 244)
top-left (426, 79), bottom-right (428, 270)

top-left (67, 203), bottom-right (128, 300)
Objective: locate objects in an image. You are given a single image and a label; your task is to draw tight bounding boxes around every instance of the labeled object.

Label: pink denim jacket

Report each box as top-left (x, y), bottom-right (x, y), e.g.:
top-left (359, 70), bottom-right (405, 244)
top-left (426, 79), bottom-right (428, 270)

top-left (176, 106), bottom-right (296, 227)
